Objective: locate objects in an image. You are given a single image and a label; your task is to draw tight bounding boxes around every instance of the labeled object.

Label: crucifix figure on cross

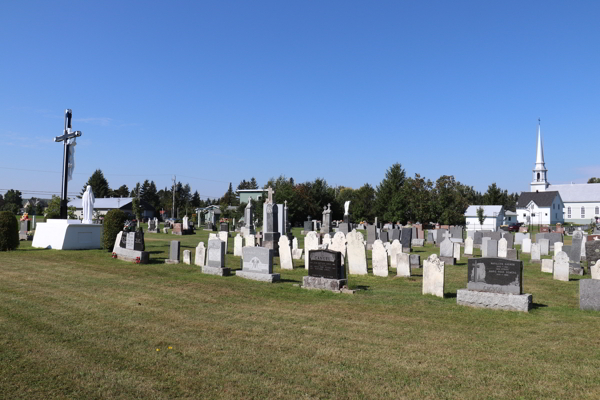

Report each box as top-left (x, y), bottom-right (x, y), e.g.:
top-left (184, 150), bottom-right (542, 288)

top-left (54, 109), bottom-right (83, 219)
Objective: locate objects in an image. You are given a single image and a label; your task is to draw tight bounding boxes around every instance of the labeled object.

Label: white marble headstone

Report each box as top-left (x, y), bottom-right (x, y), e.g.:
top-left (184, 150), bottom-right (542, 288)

top-left (304, 231), bottom-right (320, 270)
top-left (389, 239), bottom-right (402, 268)
top-left (347, 230), bottom-right (367, 275)
top-left (423, 254), bottom-right (444, 298)
top-left (278, 235), bottom-right (294, 270)
top-left (498, 238), bottom-right (508, 258)
top-left (522, 238), bottom-right (532, 253)
top-left (372, 240), bottom-right (388, 277)
top-left (553, 251), bottom-right (569, 282)
top-left (464, 236), bottom-right (473, 256)
top-left (234, 234), bottom-right (243, 257)
top-left (195, 242), bottom-right (205, 266)
top-left (396, 252), bottom-right (410, 277)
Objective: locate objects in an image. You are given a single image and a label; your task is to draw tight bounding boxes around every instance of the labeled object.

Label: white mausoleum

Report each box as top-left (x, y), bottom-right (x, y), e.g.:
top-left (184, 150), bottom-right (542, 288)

top-left (525, 121), bottom-right (600, 224)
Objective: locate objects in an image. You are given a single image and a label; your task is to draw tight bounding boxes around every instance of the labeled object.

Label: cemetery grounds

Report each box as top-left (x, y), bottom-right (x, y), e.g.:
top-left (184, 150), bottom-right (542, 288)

top-left (1, 227), bottom-right (599, 399)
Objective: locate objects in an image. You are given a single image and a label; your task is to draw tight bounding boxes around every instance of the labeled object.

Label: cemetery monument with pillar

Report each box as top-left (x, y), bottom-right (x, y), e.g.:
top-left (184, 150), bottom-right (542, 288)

top-left (32, 109), bottom-right (103, 250)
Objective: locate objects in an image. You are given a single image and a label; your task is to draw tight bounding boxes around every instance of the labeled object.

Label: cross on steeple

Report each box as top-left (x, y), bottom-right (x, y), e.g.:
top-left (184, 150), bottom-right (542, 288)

top-left (54, 109), bottom-right (83, 219)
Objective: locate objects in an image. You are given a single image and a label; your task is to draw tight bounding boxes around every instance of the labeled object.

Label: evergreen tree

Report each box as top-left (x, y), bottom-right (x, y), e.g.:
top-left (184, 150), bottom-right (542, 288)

top-left (249, 177), bottom-right (258, 189)
top-left (191, 191), bottom-right (201, 208)
top-left (431, 175), bottom-right (469, 225)
top-left (374, 163), bottom-right (406, 222)
top-left (110, 184), bottom-right (129, 198)
top-left (2, 189), bottom-right (23, 214)
top-left (81, 170), bottom-right (111, 198)
top-left (588, 177), bottom-right (600, 183)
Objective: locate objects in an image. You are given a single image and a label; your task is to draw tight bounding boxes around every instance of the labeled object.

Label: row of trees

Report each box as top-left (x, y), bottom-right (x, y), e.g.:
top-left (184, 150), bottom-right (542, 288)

top-left (229, 164), bottom-right (520, 227)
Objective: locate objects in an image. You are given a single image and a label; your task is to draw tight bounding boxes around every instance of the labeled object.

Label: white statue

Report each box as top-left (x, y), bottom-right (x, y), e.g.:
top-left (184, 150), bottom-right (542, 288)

top-left (82, 185), bottom-right (95, 224)
top-left (344, 201), bottom-right (351, 216)
top-left (246, 196), bottom-right (253, 209)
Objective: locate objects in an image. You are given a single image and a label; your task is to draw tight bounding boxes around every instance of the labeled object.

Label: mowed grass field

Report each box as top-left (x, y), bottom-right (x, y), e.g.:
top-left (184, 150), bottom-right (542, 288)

top-left (1, 227), bottom-right (600, 399)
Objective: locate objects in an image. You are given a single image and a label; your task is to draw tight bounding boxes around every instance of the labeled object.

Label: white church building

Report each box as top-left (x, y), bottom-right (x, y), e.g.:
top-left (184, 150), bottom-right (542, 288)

top-left (517, 122), bottom-right (600, 225)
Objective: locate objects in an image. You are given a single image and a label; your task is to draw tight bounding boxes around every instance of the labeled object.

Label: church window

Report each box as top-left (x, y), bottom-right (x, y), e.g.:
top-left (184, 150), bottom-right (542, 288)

top-left (581, 207), bottom-right (585, 218)
top-left (537, 172), bottom-right (540, 180)
top-left (568, 207), bottom-right (571, 218)
top-left (596, 206), bottom-right (599, 215)
top-left (545, 213), bottom-right (548, 216)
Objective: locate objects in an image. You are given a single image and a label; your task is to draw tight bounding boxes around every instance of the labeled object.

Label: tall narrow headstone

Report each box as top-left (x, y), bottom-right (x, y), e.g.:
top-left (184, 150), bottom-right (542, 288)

top-left (203, 238), bottom-right (229, 276)
top-left (553, 251), bottom-right (569, 282)
top-left (278, 235), bottom-right (294, 270)
top-left (453, 242), bottom-right (461, 262)
top-left (464, 236), bottom-right (474, 256)
top-left (423, 254), bottom-right (445, 298)
top-left (538, 238), bottom-right (550, 256)
top-left (234, 234), bottom-right (243, 257)
top-left (439, 232), bottom-right (454, 265)
top-left (183, 250), bottom-right (191, 265)
top-left (397, 252), bottom-right (411, 277)
top-left (554, 242), bottom-right (563, 257)
top-left (389, 239), bottom-right (402, 269)
top-left (522, 238), bottom-right (532, 253)
top-left (347, 230), bottom-right (367, 275)
top-left (498, 238), bottom-right (508, 258)
top-left (401, 227), bottom-right (412, 252)
top-left (372, 240), bottom-right (389, 277)
top-left (195, 242), bottom-right (206, 266)
top-left (165, 241), bottom-right (181, 264)
top-left (531, 243), bottom-right (541, 263)
top-left (304, 231), bottom-right (320, 270)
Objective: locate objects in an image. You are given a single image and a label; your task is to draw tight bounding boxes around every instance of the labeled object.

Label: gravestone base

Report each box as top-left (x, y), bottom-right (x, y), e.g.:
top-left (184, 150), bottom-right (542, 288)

top-left (202, 266), bottom-right (231, 276)
top-left (262, 232), bottom-right (280, 256)
top-left (236, 270), bottom-right (280, 283)
top-left (302, 276), bottom-right (347, 292)
top-left (580, 279), bottom-right (600, 311)
top-left (457, 289), bottom-right (532, 312)
top-left (113, 247), bottom-right (150, 264)
top-left (164, 259), bottom-right (180, 264)
top-left (569, 263), bottom-right (585, 276)
top-left (402, 247), bottom-right (411, 253)
top-left (530, 259), bottom-right (541, 264)
top-left (439, 256), bottom-right (455, 265)
top-left (19, 232), bottom-right (33, 241)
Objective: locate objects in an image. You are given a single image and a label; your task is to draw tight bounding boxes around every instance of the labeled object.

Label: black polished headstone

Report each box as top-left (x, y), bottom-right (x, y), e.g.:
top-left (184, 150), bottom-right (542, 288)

top-left (308, 249), bottom-right (345, 279)
top-left (467, 258), bottom-right (523, 295)
top-left (401, 227), bottom-right (412, 249)
top-left (120, 231), bottom-right (145, 251)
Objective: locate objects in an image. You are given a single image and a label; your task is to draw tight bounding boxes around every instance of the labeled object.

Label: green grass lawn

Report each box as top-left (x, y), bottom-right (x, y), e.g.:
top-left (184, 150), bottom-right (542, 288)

top-left (1, 227), bottom-right (599, 399)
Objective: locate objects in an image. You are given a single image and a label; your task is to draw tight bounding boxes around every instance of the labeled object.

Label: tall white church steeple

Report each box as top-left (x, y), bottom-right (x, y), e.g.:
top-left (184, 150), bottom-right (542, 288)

top-left (530, 119), bottom-right (549, 192)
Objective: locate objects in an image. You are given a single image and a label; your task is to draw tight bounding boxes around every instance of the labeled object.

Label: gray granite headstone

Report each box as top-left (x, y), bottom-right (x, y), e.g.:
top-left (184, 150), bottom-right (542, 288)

top-left (206, 238), bottom-right (226, 268)
top-left (241, 246), bottom-right (273, 274)
top-left (580, 279), bottom-right (600, 311)
top-left (474, 231), bottom-right (483, 245)
top-left (391, 229), bottom-right (401, 242)
top-left (367, 224), bottom-right (377, 246)
top-left (401, 227), bottom-right (412, 251)
top-left (379, 231), bottom-right (389, 243)
top-left (486, 240), bottom-right (498, 258)
top-left (586, 240), bottom-right (600, 268)
top-left (501, 232), bottom-right (514, 249)
top-left (570, 231), bottom-right (583, 263)
top-left (170, 241), bottom-right (180, 261)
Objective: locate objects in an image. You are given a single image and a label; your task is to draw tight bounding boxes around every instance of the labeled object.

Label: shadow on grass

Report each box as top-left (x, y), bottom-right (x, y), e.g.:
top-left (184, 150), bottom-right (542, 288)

top-left (444, 292), bottom-right (457, 298)
top-left (280, 278), bottom-right (301, 284)
top-left (531, 302), bottom-right (548, 309)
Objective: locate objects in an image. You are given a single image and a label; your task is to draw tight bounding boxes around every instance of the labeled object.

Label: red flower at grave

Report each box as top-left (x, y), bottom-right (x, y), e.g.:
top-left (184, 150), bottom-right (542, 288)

top-left (134, 257), bottom-right (141, 264)
top-left (20, 213), bottom-right (30, 221)
top-left (112, 252), bottom-right (117, 259)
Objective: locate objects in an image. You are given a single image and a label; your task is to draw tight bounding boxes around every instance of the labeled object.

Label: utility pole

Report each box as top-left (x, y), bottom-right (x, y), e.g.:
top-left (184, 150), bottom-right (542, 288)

top-left (172, 175), bottom-right (176, 219)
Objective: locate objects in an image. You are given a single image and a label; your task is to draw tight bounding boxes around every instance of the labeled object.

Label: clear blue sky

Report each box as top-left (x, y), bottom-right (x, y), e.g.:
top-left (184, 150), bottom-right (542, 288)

top-left (1, 1), bottom-right (599, 201)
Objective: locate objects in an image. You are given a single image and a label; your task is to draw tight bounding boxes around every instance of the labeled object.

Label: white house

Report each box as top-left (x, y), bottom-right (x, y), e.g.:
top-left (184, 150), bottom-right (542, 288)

top-left (527, 121), bottom-right (600, 224)
top-left (516, 191), bottom-right (564, 226)
top-left (465, 205), bottom-right (505, 231)
top-left (503, 210), bottom-right (518, 226)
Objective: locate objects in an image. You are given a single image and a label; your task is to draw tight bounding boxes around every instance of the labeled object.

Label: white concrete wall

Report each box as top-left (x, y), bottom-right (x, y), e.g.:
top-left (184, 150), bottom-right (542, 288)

top-left (465, 215), bottom-right (502, 231)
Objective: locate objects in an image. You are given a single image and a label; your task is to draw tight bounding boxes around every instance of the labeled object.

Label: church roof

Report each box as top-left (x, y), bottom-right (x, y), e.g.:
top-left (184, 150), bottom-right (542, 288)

top-left (516, 191), bottom-right (560, 208)
top-left (548, 183), bottom-right (600, 202)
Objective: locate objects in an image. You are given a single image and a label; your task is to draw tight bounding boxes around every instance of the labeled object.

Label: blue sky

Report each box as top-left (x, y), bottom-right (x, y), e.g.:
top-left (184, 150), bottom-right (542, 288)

top-left (1, 1), bottom-right (599, 201)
